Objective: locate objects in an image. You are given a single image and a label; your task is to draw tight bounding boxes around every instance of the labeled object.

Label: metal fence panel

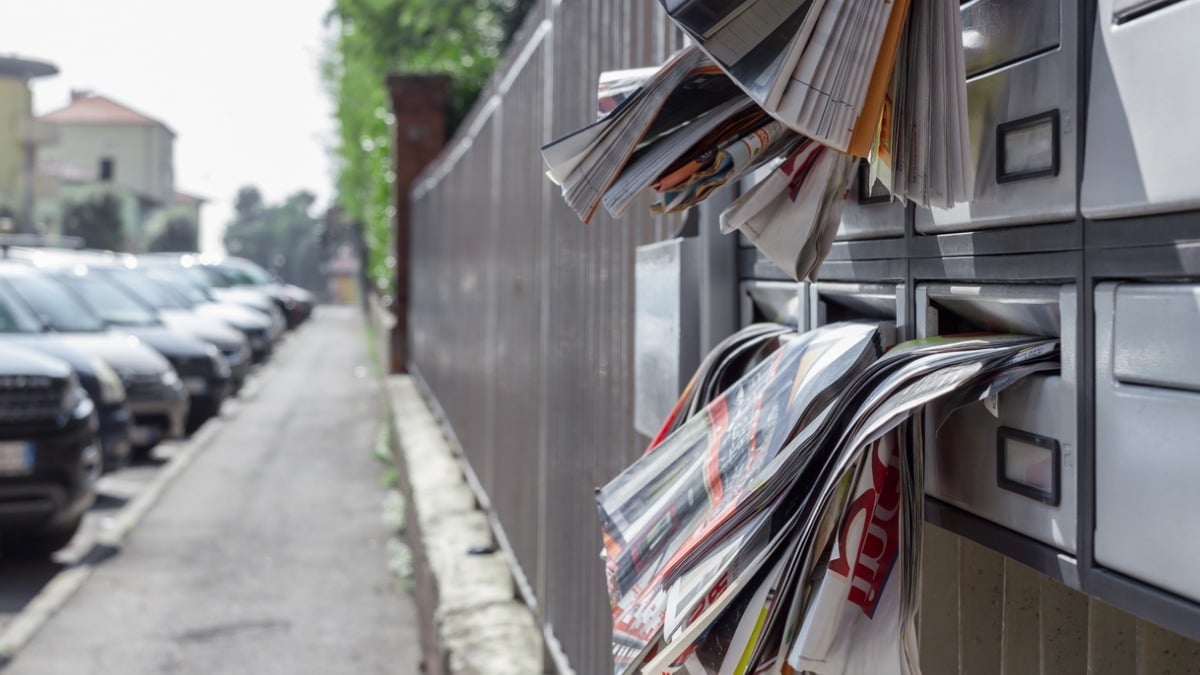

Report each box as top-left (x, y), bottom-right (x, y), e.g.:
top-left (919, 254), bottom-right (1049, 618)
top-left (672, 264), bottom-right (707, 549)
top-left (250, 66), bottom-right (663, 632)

top-left (409, 1), bottom-right (684, 671)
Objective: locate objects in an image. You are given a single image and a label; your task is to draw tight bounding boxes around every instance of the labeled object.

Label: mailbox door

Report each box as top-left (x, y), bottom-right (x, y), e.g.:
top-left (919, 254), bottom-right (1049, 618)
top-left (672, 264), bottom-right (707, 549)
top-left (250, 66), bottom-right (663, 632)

top-left (918, 284), bottom-right (1078, 553)
top-left (634, 239), bottom-right (699, 437)
top-left (916, 0), bottom-right (1078, 233)
top-left (838, 161), bottom-right (906, 241)
top-left (1082, 0), bottom-right (1200, 219)
top-left (1095, 282), bottom-right (1200, 602)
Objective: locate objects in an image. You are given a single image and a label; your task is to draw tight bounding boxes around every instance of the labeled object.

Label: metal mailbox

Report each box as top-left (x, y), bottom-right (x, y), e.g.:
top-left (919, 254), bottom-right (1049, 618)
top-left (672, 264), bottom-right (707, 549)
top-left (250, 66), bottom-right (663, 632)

top-left (739, 280), bottom-right (808, 329)
top-left (917, 283), bottom-right (1078, 553)
top-left (1081, 0), bottom-right (1200, 219)
top-left (634, 238), bottom-right (700, 437)
top-left (838, 161), bottom-right (906, 241)
top-left (916, 0), bottom-right (1078, 233)
top-left (810, 281), bottom-right (906, 340)
top-left (1095, 282), bottom-right (1200, 603)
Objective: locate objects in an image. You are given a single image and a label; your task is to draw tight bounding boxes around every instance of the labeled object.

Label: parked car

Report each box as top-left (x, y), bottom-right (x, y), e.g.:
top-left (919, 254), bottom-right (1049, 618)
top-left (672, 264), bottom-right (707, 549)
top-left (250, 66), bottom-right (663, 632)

top-left (7, 246), bottom-right (252, 391)
top-left (0, 280), bottom-right (132, 471)
top-left (197, 255), bottom-right (315, 328)
top-left (0, 342), bottom-right (100, 557)
top-left (0, 262), bottom-right (188, 451)
top-left (141, 254), bottom-right (288, 339)
top-left (47, 266), bottom-right (233, 430)
top-left (118, 263), bottom-right (278, 362)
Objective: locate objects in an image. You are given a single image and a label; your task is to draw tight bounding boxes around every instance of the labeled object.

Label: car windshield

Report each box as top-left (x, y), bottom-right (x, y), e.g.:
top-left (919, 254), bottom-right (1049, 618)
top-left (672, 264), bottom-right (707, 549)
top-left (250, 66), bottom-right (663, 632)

top-left (148, 270), bottom-right (210, 304)
top-left (0, 283), bottom-right (45, 334)
top-left (5, 273), bottom-right (107, 332)
top-left (103, 268), bottom-right (191, 310)
top-left (229, 262), bottom-right (273, 285)
top-left (58, 273), bottom-right (160, 326)
top-left (199, 265), bottom-right (244, 288)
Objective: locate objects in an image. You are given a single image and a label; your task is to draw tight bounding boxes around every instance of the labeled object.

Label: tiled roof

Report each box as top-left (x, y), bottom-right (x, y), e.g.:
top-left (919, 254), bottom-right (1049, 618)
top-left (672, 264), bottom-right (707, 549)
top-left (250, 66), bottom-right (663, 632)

top-left (39, 93), bottom-right (173, 134)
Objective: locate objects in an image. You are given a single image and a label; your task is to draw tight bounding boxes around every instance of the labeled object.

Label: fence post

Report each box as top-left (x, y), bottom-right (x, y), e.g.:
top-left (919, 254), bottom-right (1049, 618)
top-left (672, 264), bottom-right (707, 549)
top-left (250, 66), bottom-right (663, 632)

top-left (387, 74), bottom-right (450, 374)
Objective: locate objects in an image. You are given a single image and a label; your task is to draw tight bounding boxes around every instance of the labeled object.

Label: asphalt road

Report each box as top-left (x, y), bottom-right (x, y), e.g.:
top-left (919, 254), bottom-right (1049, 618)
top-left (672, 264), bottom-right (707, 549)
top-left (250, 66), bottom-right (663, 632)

top-left (0, 306), bottom-right (420, 674)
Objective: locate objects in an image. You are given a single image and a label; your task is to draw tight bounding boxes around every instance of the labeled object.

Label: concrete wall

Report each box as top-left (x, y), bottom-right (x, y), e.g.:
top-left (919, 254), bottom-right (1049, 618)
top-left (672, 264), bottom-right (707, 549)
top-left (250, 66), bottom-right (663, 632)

top-left (39, 122), bottom-right (174, 207)
top-left (0, 77), bottom-right (33, 212)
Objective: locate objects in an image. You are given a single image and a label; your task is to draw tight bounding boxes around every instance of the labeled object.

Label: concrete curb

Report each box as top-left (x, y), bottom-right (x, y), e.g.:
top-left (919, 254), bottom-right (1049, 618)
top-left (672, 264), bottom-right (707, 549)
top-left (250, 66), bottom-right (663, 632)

top-left (386, 375), bottom-right (543, 675)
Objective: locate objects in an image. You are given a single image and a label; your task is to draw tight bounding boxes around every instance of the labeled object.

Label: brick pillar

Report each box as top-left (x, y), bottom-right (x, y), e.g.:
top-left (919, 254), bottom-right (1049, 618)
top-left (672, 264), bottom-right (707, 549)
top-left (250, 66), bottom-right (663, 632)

top-left (387, 74), bottom-right (449, 374)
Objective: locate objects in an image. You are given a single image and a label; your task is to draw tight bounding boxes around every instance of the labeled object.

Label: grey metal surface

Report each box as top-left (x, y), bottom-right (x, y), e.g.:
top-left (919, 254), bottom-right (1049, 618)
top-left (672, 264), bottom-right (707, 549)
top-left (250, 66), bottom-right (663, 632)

top-left (916, 0), bottom-right (1078, 233)
top-left (837, 167), bottom-right (907, 240)
top-left (910, 221), bottom-right (1081, 259)
top-left (1112, 284), bottom-right (1200, 392)
top-left (918, 285), bottom-right (1078, 553)
top-left (634, 239), bottom-right (700, 437)
top-left (1095, 282), bottom-right (1200, 604)
top-left (408, 3), bottom-right (688, 672)
top-left (1082, 0), bottom-right (1200, 219)
top-left (739, 280), bottom-right (807, 328)
top-left (961, 0), bottom-right (1061, 77)
top-left (917, 284), bottom-right (1078, 554)
top-left (810, 281), bottom-right (906, 341)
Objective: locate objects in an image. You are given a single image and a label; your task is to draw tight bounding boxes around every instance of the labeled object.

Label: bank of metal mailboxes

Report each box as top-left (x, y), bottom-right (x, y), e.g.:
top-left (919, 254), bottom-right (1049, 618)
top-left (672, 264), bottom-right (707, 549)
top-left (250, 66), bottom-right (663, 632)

top-left (837, 162), bottom-right (906, 241)
top-left (917, 284), bottom-right (1078, 553)
top-left (916, 0), bottom-right (1078, 233)
top-left (1094, 283), bottom-right (1200, 603)
top-left (740, 280), bottom-right (808, 329)
top-left (1082, 0), bottom-right (1200, 219)
top-left (634, 238), bottom-right (700, 437)
top-left (810, 282), bottom-right (906, 340)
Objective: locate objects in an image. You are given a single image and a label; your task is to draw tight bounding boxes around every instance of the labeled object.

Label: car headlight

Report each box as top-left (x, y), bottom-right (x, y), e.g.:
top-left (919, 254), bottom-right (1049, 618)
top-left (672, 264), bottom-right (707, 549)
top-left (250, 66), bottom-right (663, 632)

top-left (161, 368), bottom-right (182, 388)
top-left (60, 373), bottom-right (94, 418)
top-left (90, 358), bottom-right (126, 405)
top-left (207, 345), bottom-right (232, 379)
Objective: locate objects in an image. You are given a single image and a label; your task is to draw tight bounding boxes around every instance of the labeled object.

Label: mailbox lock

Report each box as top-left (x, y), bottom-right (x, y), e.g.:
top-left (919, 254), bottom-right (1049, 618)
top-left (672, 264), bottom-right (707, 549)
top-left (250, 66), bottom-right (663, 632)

top-left (996, 426), bottom-right (1061, 506)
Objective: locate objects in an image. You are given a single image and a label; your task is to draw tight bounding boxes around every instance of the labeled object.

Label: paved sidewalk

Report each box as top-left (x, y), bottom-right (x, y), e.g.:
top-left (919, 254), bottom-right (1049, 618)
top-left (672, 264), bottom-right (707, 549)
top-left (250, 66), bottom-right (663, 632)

top-left (6, 306), bottom-right (420, 675)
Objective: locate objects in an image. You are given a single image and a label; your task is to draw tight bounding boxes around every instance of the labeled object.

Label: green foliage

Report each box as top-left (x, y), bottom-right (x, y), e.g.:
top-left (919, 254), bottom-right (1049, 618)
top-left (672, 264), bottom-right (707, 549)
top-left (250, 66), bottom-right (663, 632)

top-left (223, 186), bottom-right (323, 291)
top-left (147, 214), bottom-right (199, 252)
top-left (322, 0), bottom-right (534, 298)
top-left (61, 190), bottom-right (126, 251)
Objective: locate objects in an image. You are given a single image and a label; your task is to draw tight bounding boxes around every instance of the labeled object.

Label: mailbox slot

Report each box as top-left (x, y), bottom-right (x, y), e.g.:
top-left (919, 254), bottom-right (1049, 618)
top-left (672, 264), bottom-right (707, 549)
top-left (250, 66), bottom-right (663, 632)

top-left (917, 283), bottom-right (1078, 553)
top-left (915, 0), bottom-right (1077, 233)
top-left (739, 280), bottom-right (808, 329)
top-left (810, 282), bottom-right (906, 339)
top-left (1095, 282), bottom-right (1200, 603)
top-left (634, 238), bottom-right (700, 437)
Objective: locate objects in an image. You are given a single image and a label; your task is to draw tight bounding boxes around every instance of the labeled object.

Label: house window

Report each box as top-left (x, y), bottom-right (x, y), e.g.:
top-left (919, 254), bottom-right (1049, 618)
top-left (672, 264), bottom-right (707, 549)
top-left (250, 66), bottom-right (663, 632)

top-left (99, 157), bottom-right (115, 181)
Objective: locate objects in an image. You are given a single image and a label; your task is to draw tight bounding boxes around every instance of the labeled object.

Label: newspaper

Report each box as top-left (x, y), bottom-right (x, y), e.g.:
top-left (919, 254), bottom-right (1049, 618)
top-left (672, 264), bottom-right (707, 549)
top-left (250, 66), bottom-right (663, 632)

top-left (544, 0), bottom-right (974, 286)
top-left (597, 325), bottom-right (1060, 674)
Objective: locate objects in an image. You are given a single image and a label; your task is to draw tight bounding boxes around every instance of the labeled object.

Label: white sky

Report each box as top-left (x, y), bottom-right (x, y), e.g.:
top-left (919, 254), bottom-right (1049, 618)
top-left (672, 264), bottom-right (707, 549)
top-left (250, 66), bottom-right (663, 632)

top-left (0, 0), bottom-right (336, 253)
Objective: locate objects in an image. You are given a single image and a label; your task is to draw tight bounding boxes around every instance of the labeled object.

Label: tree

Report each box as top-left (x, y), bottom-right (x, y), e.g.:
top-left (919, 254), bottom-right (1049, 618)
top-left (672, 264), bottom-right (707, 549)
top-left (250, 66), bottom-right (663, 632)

top-left (61, 191), bottom-right (126, 251)
top-left (234, 186), bottom-right (264, 223)
top-left (223, 186), bottom-right (323, 291)
top-left (148, 214), bottom-right (199, 252)
top-left (321, 0), bottom-right (534, 298)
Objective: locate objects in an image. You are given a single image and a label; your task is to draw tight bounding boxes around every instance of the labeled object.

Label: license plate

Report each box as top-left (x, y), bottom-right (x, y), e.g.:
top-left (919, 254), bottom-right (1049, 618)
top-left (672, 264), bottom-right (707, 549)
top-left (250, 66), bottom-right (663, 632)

top-left (184, 377), bottom-right (208, 394)
top-left (0, 441), bottom-right (34, 475)
top-left (131, 425), bottom-right (160, 446)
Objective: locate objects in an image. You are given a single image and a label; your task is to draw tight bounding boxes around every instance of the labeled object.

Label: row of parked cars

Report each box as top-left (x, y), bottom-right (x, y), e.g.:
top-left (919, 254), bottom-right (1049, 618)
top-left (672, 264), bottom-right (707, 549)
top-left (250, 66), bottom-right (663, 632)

top-left (0, 248), bottom-right (314, 556)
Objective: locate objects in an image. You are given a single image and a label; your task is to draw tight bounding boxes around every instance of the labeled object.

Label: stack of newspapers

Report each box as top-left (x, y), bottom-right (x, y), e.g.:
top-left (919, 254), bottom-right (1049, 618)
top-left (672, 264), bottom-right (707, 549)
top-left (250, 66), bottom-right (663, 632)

top-left (598, 322), bottom-right (1058, 674)
top-left (542, 0), bottom-right (971, 281)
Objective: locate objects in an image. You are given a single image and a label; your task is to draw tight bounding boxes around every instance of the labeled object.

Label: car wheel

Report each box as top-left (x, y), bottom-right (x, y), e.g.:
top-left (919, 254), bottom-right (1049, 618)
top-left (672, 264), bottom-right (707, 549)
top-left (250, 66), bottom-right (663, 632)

top-left (186, 397), bottom-right (221, 434)
top-left (2, 518), bottom-right (83, 559)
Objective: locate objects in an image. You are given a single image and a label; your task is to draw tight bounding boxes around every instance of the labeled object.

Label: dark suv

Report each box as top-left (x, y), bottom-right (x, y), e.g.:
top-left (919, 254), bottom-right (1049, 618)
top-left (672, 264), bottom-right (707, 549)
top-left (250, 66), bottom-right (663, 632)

top-left (0, 342), bottom-right (100, 556)
top-left (0, 281), bottom-right (132, 471)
